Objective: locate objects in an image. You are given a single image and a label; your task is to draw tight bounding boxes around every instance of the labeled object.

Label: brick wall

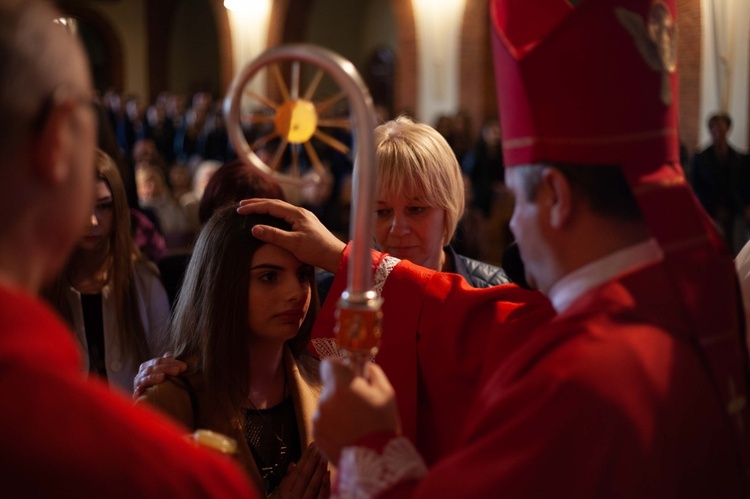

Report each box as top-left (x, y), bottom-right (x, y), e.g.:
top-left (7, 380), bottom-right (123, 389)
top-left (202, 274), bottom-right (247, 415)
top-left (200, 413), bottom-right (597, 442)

top-left (677, 0), bottom-right (702, 155)
top-left (459, 0), bottom-right (496, 136)
top-left (389, 0), bottom-right (417, 118)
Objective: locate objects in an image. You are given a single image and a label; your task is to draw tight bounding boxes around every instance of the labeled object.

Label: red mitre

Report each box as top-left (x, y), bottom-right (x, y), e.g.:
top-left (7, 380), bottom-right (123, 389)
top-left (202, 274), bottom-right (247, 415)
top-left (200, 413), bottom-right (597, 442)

top-left (491, 0), bottom-right (750, 482)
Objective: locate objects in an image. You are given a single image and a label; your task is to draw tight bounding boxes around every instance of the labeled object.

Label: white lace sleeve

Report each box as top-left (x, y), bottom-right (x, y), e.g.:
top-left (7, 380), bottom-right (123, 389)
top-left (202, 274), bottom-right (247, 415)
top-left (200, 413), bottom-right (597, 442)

top-left (311, 337), bottom-right (343, 360)
top-left (312, 255), bottom-right (401, 361)
top-left (373, 255), bottom-right (400, 296)
top-left (334, 436), bottom-right (428, 499)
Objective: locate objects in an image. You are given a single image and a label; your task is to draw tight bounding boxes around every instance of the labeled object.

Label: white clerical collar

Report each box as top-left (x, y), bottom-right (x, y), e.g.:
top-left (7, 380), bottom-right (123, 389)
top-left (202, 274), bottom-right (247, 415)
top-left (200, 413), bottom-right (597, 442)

top-left (547, 238), bottom-right (663, 314)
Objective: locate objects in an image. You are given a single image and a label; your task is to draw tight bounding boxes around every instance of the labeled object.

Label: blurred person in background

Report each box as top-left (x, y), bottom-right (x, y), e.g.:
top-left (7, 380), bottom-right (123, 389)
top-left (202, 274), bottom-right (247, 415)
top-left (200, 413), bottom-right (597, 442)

top-left (45, 150), bottom-right (170, 394)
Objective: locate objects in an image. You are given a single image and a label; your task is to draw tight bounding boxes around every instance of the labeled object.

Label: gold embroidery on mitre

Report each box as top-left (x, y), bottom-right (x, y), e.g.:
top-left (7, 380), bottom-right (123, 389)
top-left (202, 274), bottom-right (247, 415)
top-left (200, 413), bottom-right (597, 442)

top-left (615, 1), bottom-right (677, 106)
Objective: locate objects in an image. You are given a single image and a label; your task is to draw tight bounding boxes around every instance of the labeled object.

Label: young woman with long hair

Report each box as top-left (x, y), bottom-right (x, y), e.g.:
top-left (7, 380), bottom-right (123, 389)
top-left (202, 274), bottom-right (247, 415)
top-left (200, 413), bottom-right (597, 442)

top-left (138, 205), bottom-right (329, 498)
top-left (45, 149), bottom-right (170, 393)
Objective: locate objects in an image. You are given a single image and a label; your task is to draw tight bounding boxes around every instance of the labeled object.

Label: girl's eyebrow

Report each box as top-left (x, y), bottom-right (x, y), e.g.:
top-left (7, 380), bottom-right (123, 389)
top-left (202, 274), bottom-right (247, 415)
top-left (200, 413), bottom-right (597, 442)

top-left (250, 263), bottom-right (284, 271)
top-left (251, 263), bottom-right (313, 272)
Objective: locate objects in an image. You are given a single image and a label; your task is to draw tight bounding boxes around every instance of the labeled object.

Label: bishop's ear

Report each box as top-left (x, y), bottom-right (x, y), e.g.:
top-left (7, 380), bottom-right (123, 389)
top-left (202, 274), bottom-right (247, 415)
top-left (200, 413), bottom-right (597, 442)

top-left (31, 97), bottom-right (79, 186)
top-left (542, 167), bottom-right (574, 229)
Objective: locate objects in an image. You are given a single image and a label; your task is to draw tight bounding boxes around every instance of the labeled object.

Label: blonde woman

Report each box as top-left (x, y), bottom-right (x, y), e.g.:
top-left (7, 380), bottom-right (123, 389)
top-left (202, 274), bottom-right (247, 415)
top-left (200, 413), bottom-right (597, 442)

top-left (373, 116), bottom-right (508, 287)
top-left (46, 150), bottom-right (169, 393)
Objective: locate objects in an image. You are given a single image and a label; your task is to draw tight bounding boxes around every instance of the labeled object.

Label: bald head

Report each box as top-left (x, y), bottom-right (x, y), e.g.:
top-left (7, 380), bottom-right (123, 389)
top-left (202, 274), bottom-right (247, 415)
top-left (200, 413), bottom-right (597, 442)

top-left (0, 0), bottom-right (92, 160)
top-left (0, 0), bottom-right (98, 293)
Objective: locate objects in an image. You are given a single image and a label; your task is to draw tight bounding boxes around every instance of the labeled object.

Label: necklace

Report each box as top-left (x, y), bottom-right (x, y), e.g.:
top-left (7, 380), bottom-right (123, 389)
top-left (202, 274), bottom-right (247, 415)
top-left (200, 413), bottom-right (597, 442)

top-left (244, 368), bottom-right (299, 493)
top-left (247, 368), bottom-right (288, 451)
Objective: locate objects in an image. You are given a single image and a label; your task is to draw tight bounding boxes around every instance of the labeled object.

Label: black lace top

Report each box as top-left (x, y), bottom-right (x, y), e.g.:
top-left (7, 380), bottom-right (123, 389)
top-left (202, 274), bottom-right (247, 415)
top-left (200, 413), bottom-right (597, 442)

top-left (243, 396), bottom-right (301, 494)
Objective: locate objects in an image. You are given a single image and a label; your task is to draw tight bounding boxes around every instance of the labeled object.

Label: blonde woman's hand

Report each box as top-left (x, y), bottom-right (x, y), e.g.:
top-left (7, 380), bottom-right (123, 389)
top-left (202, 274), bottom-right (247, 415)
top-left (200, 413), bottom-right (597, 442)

top-left (237, 199), bottom-right (346, 273)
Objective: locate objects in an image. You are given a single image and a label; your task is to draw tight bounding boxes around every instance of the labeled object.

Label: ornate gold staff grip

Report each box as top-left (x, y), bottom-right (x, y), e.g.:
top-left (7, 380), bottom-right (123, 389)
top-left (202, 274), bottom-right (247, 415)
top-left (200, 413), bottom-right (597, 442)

top-left (335, 291), bottom-right (383, 373)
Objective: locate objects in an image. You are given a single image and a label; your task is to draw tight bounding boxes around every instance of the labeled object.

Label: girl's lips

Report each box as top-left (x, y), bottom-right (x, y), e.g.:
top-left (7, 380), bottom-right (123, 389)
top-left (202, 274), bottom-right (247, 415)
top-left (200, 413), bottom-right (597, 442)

top-left (275, 310), bottom-right (306, 322)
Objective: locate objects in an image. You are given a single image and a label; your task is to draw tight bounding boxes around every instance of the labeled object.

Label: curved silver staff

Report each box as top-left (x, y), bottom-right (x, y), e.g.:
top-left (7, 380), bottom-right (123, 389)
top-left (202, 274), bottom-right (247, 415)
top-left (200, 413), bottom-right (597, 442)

top-left (224, 44), bottom-right (382, 375)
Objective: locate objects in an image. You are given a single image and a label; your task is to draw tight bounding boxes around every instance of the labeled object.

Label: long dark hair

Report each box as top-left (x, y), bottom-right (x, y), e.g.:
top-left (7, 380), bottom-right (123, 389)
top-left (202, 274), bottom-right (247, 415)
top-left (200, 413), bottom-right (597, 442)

top-left (168, 205), bottom-right (319, 421)
top-left (46, 150), bottom-right (151, 365)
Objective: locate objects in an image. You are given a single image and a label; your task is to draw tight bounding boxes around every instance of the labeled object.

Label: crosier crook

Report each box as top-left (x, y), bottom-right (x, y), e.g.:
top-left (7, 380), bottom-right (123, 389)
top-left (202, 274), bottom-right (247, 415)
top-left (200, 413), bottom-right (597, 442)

top-left (224, 44), bottom-right (382, 377)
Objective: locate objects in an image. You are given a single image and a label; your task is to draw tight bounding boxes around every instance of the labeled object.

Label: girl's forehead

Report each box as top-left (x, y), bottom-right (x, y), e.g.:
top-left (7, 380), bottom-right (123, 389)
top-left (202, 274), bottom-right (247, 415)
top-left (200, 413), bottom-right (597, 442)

top-left (250, 243), bottom-right (303, 267)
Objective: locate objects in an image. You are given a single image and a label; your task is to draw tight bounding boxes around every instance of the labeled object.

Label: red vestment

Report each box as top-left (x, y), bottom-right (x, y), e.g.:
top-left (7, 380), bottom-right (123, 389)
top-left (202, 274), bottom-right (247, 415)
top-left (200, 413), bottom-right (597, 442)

top-left (0, 285), bottom-right (257, 498)
top-left (358, 260), bottom-right (744, 498)
top-left (311, 245), bottom-right (554, 465)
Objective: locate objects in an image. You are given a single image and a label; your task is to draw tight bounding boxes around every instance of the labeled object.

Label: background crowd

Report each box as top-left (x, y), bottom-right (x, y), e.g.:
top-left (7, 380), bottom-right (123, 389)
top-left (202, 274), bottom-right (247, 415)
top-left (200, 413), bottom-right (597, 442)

top-left (96, 86), bottom-right (750, 276)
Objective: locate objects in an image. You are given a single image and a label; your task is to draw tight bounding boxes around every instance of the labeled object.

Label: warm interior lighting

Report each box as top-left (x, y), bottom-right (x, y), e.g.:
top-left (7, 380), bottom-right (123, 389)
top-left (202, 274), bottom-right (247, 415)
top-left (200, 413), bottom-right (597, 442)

top-left (410, 0), bottom-right (466, 123)
top-left (223, 0), bottom-right (245, 12)
top-left (224, 0), bottom-right (272, 15)
top-left (225, 0), bottom-right (273, 91)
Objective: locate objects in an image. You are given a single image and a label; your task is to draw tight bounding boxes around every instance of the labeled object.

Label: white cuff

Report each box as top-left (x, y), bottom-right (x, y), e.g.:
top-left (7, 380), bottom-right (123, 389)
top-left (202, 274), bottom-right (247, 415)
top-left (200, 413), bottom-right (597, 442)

top-left (334, 436), bottom-right (427, 499)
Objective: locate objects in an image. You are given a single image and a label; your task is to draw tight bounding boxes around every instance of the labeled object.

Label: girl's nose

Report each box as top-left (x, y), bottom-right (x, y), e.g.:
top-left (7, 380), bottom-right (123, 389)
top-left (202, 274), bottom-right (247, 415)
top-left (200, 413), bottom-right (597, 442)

top-left (285, 277), bottom-right (309, 304)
